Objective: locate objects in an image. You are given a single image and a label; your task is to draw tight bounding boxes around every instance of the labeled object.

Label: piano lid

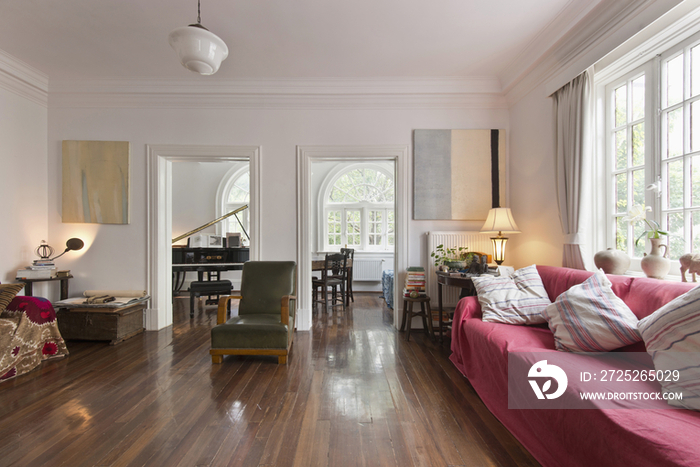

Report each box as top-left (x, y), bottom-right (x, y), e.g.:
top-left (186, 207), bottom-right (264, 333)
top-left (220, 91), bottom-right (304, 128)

top-left (172, 205), bottom-right (249, 244)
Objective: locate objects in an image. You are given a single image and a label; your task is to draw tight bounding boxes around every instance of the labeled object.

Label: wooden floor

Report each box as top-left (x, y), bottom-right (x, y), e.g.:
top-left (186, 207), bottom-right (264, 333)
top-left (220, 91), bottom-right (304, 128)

top-left (0, 293), bottom-right (539, 467)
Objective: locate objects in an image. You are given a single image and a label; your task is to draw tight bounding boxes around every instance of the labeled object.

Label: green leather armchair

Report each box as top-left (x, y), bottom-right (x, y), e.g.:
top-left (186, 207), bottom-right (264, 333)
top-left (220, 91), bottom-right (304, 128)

top-left (210, 261), bottom-right (296, 364)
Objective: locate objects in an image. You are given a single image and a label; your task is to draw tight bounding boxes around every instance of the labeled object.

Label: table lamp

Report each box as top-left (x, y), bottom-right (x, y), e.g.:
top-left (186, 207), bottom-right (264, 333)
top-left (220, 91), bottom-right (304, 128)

top-left (480, 208), bottom-right (520, 265)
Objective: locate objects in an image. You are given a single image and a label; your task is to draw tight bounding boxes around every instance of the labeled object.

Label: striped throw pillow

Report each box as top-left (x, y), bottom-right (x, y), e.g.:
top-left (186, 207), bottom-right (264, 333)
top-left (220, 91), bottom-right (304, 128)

top-left (542, 271), bottom-right (640, 352)
top-left (638, 286), bottom-right (700, 410)
top-left (0, 283), bottom-right (25, 313)
top-left (472, 265), bottom-right (550, 325)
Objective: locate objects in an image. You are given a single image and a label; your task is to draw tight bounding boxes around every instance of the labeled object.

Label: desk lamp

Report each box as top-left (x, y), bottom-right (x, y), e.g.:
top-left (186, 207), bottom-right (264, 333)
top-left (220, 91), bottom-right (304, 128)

top-left (480, 208), bottom-right (520, 265)
top-left (34, 238), bottom-right (84, 263)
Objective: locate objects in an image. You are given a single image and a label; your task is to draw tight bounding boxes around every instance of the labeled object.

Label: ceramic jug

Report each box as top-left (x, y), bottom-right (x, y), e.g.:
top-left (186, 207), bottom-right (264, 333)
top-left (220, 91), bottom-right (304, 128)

top-left (640, 237), bottom-right (670, 279)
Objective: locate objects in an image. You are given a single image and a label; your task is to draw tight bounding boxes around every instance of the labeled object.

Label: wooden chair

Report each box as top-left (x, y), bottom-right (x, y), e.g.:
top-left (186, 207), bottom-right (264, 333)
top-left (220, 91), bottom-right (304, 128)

top-left (312, 253), bottom-right (346, 312)
top-left (210, 261), bottom-right (296, 364)
top-left (340, 247), bottom-right (355, 304)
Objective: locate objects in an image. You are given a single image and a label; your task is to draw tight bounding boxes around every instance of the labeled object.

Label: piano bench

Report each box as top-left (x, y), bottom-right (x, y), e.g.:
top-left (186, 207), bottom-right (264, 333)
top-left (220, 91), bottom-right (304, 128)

top-left (189, 280), bottom-right (233, 318)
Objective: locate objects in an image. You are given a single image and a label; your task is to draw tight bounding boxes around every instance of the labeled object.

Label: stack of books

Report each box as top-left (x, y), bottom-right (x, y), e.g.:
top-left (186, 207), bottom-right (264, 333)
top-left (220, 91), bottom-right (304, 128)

top-left (403, 266), bottom-right (426, 297)
top-left (16, 260), bottom-right (57, 280)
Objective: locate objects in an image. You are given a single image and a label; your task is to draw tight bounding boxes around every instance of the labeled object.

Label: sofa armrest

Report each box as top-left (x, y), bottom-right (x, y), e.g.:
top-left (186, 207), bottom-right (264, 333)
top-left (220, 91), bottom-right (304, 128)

top-left (217, 295), bottom-right (243, 324)
top-left (280, 295), bottom-right (296, 326)
top-left (452, 296), bottom-right (482, 324)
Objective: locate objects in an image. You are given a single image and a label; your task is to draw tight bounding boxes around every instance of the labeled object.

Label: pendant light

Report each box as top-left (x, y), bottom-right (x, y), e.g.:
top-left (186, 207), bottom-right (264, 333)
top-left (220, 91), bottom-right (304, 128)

top-left (168, 0), bottom-right (229, 75)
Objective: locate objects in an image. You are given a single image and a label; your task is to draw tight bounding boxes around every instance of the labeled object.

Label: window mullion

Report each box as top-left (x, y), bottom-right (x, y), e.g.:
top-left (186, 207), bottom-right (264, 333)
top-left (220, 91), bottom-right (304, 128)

top-left (361, 208), bottom-right (367, 250)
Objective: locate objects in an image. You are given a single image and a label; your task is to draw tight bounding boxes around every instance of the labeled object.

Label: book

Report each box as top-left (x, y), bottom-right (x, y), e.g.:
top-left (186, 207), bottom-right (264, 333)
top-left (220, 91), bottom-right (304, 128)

top-left (16, 268), bottom-right (56, 279)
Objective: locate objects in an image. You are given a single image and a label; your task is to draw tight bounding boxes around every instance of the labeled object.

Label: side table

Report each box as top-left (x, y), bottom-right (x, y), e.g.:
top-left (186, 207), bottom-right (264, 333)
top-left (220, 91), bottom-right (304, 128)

top-left (400, 296), bottom-right (434, 342)
top-left (17, 275), bottom-right (73, 301)
top-left (435, 270), bottom-right (496, 342)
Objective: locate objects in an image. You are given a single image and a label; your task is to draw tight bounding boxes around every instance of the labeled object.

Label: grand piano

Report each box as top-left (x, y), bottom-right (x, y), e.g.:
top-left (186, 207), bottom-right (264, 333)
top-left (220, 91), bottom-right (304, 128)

top-left (172, 205), bottom-right (250, 294)
top-left (172, 246), bottom-right (250, 291)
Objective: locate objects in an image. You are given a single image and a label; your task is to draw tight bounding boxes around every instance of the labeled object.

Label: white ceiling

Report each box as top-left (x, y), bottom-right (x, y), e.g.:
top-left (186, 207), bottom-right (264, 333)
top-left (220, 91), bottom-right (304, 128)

top-left (0, 0), bottom-right (591, 84)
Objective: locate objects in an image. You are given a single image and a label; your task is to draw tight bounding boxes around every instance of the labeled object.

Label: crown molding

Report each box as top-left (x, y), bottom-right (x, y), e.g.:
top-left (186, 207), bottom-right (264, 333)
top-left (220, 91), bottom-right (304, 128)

top-left (0, 49), bottom-right (48, 107)
top-left (504, 0), bottom-right (682, 105)
top-left (48, 77), bottom-right (507, 110)
top-left (499, 0), bottom-right (603, 93)
top-left (594, 1), bottom-right (700, 83)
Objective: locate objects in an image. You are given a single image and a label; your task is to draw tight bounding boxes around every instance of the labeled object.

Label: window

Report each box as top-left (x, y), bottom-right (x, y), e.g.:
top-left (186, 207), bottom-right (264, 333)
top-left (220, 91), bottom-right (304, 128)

top-left (322, 166), bottom-right (394, 251)
top-left (603, 31), bottom-right (700, 265)
top-left (218, 166), bottom-right (250, 239)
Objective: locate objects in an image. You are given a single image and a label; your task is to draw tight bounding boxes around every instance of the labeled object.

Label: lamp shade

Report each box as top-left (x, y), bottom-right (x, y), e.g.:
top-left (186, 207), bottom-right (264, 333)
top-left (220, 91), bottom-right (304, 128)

top-left (168, 24), bottom-right (228, 75)
top-left (480, 207), bottom-right (520, 234)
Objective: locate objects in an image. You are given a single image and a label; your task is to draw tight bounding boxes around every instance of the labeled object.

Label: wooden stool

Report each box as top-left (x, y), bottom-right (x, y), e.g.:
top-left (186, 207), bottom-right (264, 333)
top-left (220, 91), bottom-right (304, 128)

top-left (400, 296), bottom-right (434, 341)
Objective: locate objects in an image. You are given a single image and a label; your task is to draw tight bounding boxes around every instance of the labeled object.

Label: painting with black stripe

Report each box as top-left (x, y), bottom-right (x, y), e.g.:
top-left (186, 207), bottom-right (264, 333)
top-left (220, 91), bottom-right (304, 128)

top-left (413, 129), bottom-right (506, 220)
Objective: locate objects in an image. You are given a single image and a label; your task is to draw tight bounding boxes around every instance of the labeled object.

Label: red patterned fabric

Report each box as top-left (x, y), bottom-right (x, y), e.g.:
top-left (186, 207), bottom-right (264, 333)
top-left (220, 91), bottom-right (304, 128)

top-left (450, 266), bottom-right (700, 467)
top-left (0, 296), bottom-right (68, 381)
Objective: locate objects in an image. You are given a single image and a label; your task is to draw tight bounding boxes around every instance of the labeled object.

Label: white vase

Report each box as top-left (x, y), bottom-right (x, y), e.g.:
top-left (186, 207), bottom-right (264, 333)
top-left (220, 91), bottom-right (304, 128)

top-left (641, 237), bottom-right (670, 279)
top-left (593, 248), bottom-right (630, 275)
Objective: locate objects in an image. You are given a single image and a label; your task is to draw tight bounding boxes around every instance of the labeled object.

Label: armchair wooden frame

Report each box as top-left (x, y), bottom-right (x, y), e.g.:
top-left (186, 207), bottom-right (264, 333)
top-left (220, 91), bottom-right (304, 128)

top-left (210, 293), bottom-right (297, 364)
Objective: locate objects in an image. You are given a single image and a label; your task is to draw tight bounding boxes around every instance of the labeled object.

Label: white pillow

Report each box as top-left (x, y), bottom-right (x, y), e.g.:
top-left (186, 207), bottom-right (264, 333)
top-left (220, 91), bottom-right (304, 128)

top-left (472, 265), bottom-right (550, 325)
top-left (638, 286), bottom-right (700, 410)
top-left (541, 270), bottom-right (640, 352)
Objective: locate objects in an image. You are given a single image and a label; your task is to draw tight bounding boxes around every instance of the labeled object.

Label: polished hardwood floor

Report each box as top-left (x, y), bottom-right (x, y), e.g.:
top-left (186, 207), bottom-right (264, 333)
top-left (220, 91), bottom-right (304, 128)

top-left (0, 293), bottom-right (539, 467)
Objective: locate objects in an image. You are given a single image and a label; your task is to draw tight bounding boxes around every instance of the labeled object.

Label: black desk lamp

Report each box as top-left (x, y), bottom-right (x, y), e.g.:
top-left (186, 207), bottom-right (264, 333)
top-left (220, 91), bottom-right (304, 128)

top-left (34, 238), bottom-right (84, 262)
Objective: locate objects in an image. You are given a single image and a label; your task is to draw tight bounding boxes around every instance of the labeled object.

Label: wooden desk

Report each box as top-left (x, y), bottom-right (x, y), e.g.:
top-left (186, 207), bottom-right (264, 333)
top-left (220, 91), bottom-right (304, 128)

top-left (17, 275), bottom-right (73, 301)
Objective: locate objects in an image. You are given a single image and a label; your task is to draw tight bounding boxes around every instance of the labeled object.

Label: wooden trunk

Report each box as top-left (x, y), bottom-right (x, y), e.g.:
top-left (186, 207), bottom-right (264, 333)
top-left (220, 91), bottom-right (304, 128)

top-left (56, 302), bottom-right (145, 345)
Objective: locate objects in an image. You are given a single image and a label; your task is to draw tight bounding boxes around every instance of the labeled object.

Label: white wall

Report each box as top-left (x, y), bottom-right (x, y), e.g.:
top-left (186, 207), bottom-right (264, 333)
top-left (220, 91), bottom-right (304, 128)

top-left (46, 106), bottom-right (509, 304)
top-left (172, 160), bottom-right (239, 242)
top-left (507, 85), bottom-right (565, 269)
top-left (0, 87), bottom-right (49, 294)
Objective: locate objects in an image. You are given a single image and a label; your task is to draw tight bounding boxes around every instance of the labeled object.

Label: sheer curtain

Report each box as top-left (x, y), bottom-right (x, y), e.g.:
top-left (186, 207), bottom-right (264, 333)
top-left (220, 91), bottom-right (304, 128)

top-left (553, 70), bottom-right (591, 270)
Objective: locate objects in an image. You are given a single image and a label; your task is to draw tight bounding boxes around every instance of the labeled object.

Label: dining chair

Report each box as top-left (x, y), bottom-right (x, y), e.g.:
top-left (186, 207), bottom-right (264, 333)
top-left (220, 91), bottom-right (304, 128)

top-left (312, 253), bottom-right (346, 312)
top-left (340, 247), bottom-right (355, 305)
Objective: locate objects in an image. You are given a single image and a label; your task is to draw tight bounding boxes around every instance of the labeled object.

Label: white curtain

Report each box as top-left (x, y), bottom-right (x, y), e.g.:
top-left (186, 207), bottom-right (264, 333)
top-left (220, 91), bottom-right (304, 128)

top-left (553, 70), bottom-right (590, 270)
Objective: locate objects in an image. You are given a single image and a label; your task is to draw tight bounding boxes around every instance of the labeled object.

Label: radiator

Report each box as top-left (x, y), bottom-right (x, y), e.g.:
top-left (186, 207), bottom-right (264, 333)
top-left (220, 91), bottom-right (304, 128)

top-left (426, 231), bottom-right (492, 307)
top-left (352, 259), bottom-right (384, 281)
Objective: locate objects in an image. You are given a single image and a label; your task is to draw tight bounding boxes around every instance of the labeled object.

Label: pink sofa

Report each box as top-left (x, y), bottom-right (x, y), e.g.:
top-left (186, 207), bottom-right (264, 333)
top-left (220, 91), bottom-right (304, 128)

top-left (450, 265), bottom-right (700, 467)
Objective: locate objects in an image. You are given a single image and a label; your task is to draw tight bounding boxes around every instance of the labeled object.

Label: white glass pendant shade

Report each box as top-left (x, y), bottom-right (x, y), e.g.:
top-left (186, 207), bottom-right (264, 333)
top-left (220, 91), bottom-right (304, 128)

top-left (168, 24), bottom-right (228, 75)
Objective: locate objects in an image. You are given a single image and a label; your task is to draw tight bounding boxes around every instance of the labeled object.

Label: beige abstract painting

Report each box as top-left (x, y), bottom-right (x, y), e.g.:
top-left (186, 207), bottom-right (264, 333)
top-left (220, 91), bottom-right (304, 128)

top-left (62, 140), bottom-right (130, 224)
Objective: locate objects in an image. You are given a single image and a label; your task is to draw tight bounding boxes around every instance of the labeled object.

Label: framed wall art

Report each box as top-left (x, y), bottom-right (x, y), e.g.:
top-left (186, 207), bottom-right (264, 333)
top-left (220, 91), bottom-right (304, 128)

top-left (413, 129), bottom-right (506, 220)
top-left (62, 140), bottom-right (130, 224)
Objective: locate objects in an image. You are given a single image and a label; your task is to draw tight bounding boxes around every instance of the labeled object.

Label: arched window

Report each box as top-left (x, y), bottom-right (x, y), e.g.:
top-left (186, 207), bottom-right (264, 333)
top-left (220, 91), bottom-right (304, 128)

top-left (322, 166), bottom-right (394, 251)
top-left (217, 165), bottom-right (250, 240)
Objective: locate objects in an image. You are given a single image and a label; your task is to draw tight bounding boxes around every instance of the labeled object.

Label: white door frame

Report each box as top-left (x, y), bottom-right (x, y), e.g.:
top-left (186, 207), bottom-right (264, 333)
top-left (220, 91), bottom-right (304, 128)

top-left (146, 144), bottom-right (261, 331)
top-left (296, 145), bottom-right (409, 331)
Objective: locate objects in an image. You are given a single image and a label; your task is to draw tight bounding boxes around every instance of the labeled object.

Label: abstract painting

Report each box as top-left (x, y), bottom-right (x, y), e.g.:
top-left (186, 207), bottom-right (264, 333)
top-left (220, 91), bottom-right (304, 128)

top-left (62, 140), bottom-right (130, 224)
top-left (413, 129), bottom-right (506, 220)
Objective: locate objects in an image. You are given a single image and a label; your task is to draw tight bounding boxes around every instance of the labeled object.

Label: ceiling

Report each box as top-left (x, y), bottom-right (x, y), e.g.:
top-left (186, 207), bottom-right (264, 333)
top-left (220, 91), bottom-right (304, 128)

top-left (0, 0), bottom-right (590, 84)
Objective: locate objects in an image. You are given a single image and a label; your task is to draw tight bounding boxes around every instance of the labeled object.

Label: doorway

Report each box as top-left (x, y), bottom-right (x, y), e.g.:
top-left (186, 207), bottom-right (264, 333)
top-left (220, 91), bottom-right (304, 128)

top-left (146, 145), bottom-right (261, 331)
top-left (296, 145), bottom-right (409, 331)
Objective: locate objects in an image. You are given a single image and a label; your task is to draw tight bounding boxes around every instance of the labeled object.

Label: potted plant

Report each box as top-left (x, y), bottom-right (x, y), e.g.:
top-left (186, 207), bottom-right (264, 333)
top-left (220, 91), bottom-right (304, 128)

top-left (430, 244), bottom-right (474, 270)
top-left (622, 204), bottom-right (670, 278)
